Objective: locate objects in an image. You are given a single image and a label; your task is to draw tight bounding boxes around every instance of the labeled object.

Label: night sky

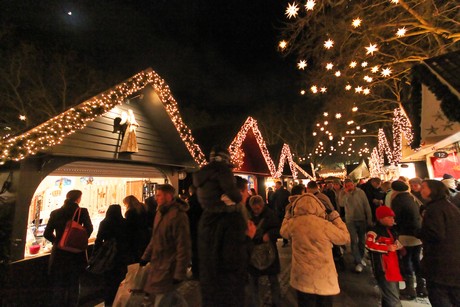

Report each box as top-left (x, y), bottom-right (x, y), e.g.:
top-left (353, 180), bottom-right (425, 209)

top-left (1, 0), bottom-right (303, 118)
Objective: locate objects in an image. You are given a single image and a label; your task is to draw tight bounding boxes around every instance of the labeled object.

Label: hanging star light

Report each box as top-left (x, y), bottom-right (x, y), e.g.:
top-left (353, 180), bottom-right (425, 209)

top-left (396, 27), bottom-right (407, 37)
top-left (361, 61), bottom-right (368, 67)
top-left (285, 2), bottom-right (300, 19)
top-left (297, 60), bottom-right (307, 69)
top-left (363, 88), bottom-right (371, 95)
top-left (305, 0), bottom-right (316, 11)
top-left (390, 0), bottom-right (399, 3)
top-left (324, 39), bottom-right (334, 49)
top-left (335, 71), bottom-right (341, 77)
top-left (312, 132), bottom-right (317, 136)
top-left (381, 67), bottom-right (392, 77)
top-left (335, 113), bottom-right (342, 119)
top-left (279, 40), bottom-right (288, 49)
top-left (349, 61), bottom-right (357, 68)
top-left (352, 106), bottom-right (358, 112)
top-left (326, 62), bottom-right (334, 70)
top-left (300, 90), bottom-right (306, 95)
top-left (345, 84), bottom-right (352, 90)
top-left (311, 85), bottom-right (318, 93)
top-left (365, 43), bottom-right (378, 55)
top-left (323, 112), bottom-right (329, 117)
top-left (371, 65), bottom-right (379, 73)
top-left (364, 76), bottom-right (373, 82)
top-left (352, 18), bottom-right (362, 28)
top-left (19, 115), bottom-right (27, 121)
top-left (355, 86), bottom-right (363, 93)
top-left (320, 87), bottom-right (327, 93)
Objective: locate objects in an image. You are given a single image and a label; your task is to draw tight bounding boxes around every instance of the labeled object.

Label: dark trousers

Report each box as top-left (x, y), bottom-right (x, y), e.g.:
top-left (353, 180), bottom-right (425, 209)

top-left (50, 270), bottom-right (80, 307)
top-left (400, 245), bottom-right (421, 278)
top-left (427, 281), bottom-right (460, 307)
top-left (296, 290), bottom-right (333, 307)
top-left (248, 274), bottom-right (281, 307)
top-left (104, 265), bottom-right (127, 305)
top-left (375, 275), bottom-right (402, 307)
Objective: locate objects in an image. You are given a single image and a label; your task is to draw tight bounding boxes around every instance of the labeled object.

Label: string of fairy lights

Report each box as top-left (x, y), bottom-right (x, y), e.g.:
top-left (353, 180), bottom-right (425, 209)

top-left (228, 116), bottom-right (302, 179)
top-left (0, 70), bottom-right (208, 166)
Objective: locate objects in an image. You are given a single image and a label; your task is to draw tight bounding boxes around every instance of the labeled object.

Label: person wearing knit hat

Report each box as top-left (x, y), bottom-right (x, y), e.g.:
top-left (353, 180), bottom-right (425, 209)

top-left (391, 181), bottom-right (409, 192)
top-left (443, 173), bottom-right (454, 179)
top-left (366, 205), bottom-right (403, 307)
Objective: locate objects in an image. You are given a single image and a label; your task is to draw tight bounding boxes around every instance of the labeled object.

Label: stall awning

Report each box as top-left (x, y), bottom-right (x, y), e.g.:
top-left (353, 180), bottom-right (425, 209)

top-left (51, 161), bottom-right (166, 178)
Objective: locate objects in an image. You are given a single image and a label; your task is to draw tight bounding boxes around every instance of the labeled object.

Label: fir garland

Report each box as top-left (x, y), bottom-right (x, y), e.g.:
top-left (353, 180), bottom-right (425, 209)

top-left (407, 64), bottom-right (460, 149)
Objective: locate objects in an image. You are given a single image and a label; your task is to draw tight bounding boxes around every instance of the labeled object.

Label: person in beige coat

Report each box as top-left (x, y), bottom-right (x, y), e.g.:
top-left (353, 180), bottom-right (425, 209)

top-left (280, 193), bottom-right (350, 307)
top-left (140, 184), bottom-right (191, 306)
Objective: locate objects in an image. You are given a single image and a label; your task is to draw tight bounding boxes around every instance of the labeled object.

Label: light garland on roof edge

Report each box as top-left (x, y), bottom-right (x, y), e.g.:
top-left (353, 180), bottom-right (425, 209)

top-left (0, 70), bottom-right (207, 166)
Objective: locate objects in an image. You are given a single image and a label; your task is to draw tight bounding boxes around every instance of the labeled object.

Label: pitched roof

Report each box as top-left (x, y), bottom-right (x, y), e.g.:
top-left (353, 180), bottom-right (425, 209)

top-left (0, 69), bottom-right (207, 166)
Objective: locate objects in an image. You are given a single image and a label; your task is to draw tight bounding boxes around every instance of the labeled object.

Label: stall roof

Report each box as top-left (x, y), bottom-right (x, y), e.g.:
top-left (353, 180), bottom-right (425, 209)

top-left (0, 69), bottom-right (207, 168)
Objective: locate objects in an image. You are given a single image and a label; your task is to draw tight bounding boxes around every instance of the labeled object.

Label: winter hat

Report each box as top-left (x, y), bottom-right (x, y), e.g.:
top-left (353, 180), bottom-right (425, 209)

top-left (391, 181), bottom-right (409, 192)
top-left (442, 178), bottom-right (456, 190)
top-left (376, 206), bottom-right (395, 220)
top-left (443, 173), bottom-right (454, 179)
top-left (209, 145), bottom-right (232, 165)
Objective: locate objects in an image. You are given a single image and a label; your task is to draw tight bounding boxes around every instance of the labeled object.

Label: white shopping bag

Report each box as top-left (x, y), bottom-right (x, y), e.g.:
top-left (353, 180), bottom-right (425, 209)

top-left (113, 263), bottom-right (150, 307)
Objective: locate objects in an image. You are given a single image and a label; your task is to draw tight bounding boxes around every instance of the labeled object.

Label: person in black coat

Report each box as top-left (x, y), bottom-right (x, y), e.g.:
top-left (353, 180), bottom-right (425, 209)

top-left (271, 181), bottom-right (290, 247)
top-left (44, 190), bottom-right (93, 307)
top-left (198, 176), bottom-right (256, 307)
top-left (362, 178), bottom-right (386, 222)
top-left (419, 180), bottom-right (460, 307)
top-left (247, 195), bottom-right (281, 307)
top-left (187, 185), bottom-right (203, 279)
top-left (94, 204), bottom-right (129, 306)
top-left (123, 195), bottom-right (149, 263)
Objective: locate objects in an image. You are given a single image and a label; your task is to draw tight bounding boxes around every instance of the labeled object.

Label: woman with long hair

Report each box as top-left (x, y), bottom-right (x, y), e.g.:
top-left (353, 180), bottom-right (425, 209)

top-left (419, 180), bottom-right (460, 307)
top-left (44, 190), bottom-right (93, 306)
top-left (94, 204), bottom-right (129, 306)
top-left (123, 195), bottom-right (149, 263)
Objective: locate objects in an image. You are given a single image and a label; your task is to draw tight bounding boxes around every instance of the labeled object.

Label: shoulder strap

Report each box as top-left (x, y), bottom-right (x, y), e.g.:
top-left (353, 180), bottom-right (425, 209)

top-left (72, 207), bottom-right (82, 223)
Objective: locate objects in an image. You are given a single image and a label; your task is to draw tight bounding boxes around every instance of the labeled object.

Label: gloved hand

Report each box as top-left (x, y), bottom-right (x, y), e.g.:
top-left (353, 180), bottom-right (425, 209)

top-left (173, 279), bottom-right (183, 285)
top-left (139, 259), bottom-right (149, 267)
top-left (327, 210), bottom-right (340, 222)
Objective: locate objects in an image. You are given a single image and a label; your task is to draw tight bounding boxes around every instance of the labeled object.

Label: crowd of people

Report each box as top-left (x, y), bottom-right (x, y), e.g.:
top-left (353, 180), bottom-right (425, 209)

top-left (43, 148), bottom-right (460, 306)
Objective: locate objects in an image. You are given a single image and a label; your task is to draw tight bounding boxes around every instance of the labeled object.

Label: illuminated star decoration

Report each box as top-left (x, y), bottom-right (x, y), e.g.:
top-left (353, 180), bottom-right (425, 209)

top-left (326, 62), bottom-right (334, 70)
top-left (352, 106), bottom-right (358, 112)
top-left (363, 88), bottom-right (370, 95)
top-left (335, 113), bottom-right (342, 119)
top-left (279, 40), bottom-right (287, 50)
top-left (335, 71), bottom-right (341, 77)
top-left (381, 67), bottom-right (392, 77)
top-left (390, 0), bottom-right (399, 3)
top-left (426, 125), bottom-right (438, 135)
top-left (19, 115), bottom-right (27, 121)
top-left (396, 27), bottom-right (407, 37)
top-left (300, 90), bottom-right (306, 95)
top-left (361, 61), bottom-right (368, 67)
top-left (320, 87), bottom-right (327, 93)
top-left (355, 86), bottom-right (363, 93)
top-left (365, 43), bottom-right (378, 55)
top-left (67, 11), bottom-right (72, 16)
top-left (305, 0), bottom-right (316, 11)
top-left (371, 65), bottom-right (379, 73)
top-left (297, 60), bottom-right (307, 70)
top-left (311, 85), bottom-right (318, 93)
top-left (285, 2), bottom-right (300, 19)
top-left (350, 61), bottom-right (357, 68)
top-left (352, 18), bottom-right (362, 28)
top-left (345, 84), bottom-right (352, 90)
top-left (324, 39), bottom-right (334, 49)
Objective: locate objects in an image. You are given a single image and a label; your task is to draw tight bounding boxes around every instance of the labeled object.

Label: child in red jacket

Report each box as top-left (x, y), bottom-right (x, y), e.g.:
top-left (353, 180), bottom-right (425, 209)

top-left (366, 206), bottom-right (403, 307)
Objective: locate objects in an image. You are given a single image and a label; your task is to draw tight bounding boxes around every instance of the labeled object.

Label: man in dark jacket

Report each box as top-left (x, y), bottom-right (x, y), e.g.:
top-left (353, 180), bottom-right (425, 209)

top-left (271, 181), bottom-right (290, 246)
top-left (362, 177), bottom-right (386, 222)
top-left (198, 176), bottom-right (255, 307)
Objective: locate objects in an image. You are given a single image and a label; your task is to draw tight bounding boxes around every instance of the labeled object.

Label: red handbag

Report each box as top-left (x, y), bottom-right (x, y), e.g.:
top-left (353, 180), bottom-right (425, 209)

top-left (58, 208), bottom-right (88, 253)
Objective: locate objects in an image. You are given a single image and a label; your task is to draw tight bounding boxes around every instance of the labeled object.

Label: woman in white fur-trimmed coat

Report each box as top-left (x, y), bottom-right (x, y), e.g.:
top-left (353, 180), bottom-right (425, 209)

top-left (280, 193), bottom-right (350, 307)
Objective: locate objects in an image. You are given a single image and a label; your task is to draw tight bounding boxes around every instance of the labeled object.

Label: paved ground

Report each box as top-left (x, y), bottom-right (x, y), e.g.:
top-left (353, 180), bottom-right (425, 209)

top-left (90, 240), bottom-right (432, 307)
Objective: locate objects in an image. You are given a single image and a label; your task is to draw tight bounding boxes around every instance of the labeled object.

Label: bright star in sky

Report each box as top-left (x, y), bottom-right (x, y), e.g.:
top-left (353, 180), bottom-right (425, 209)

top-left (352, 18), bottom-right (362, 28)
top-left (305, 0), bottom-right (316, 11)
top-left (365, 43), bottom-right (378, 55)
top-left (324, 39), bottom-right (334, 49)
top-left (297, 60), bottom-right (307, 70)
top-left (396, 27), bottom-right (407, 37)
top-left (285, 3), bottom-right (300, 19)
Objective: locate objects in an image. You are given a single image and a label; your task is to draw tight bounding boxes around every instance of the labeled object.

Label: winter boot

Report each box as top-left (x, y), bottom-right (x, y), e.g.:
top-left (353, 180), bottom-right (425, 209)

top-left (400, 275), bottom-right (416, 300)
top-left (416, 277), bottom-right (428, 298)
